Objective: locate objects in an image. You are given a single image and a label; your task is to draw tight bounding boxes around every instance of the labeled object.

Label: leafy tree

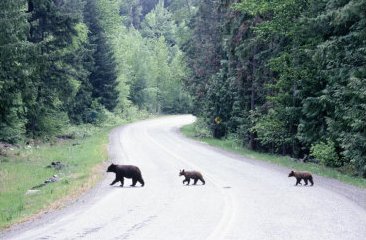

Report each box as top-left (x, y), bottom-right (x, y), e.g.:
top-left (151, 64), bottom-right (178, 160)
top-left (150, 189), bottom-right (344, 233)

top-left (114, 1), bottom-right (192, 114)
top-left (141, 1), bottom-right (177, 45)
top-left (310, 140), bottom-right (340, 167)
top-left (315, 0), bottom-right (366, 176)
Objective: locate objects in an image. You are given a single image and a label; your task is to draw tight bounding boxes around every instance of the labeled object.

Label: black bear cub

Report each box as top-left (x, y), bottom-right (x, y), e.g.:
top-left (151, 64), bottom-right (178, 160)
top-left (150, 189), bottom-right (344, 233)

top-left (288, 170), bottom-right (314, 186)
top-left (179, 169), bottom-right (205, 185)
top-left (107, 164), bottom-right (144, 187)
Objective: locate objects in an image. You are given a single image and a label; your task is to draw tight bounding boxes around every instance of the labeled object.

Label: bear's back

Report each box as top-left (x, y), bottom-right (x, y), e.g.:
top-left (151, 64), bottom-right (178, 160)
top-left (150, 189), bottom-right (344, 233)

top-left (115, 165), bottom-right (141, 178)
top-left (185, 170), bottom-right (202, 178)
top-left (295, 171), bottom-right (312, 178)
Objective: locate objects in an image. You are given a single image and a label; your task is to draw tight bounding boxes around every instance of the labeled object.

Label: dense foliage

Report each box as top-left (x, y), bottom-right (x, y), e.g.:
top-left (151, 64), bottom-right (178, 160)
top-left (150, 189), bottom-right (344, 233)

top-left (1, 0), bottom-right (365, 177)
top-left (185, 0), bottom-right (366, 177)
top-left (1, 0), bottom-right (104, 141)
top-left (0, 0), bottom-right (192, 142)
top-left (117, 0), bottom-right (194, 113)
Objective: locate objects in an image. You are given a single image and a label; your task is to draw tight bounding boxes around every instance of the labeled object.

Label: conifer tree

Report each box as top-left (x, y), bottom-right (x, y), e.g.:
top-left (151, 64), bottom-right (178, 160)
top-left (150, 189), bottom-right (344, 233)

top-left (185, 0), bottom-right (366, 176)
top-left (26, 0), bottom-right (88, 137)
top-left (0, 0), bottom-right (30, 142)
top-left (85, 0), bottom-right (119, 112)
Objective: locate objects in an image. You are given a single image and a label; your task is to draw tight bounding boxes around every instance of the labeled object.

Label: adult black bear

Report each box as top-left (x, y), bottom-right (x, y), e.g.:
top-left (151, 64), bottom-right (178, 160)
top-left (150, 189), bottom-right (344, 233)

top-left (179, 169), bottom-right (205, 185)
top-left (288, 170), bottom-right (314, 186)
top-left (107, 164), bottom-right (144, 187)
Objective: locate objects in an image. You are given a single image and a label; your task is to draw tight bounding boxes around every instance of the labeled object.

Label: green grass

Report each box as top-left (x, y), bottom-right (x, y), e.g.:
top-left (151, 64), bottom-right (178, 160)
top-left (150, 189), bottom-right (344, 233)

top-left (0, 125), bottom-right (115, 229)
top-left (181, 123), bottom-right (366, 188)
top-left (0, 110), bottom-right (152, 230)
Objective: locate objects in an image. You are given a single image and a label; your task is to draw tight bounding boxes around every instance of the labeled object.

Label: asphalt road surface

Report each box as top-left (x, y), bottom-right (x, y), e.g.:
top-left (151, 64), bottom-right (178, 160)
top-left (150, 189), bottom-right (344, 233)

top-left (2, 115), bottom-right (366, 240)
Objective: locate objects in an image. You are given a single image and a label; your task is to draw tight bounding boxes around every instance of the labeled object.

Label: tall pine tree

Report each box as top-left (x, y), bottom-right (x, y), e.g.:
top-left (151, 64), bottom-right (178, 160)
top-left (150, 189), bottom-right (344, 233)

top-left (0, 0), bottom-right (30, 142)
top-left (85, 0), bottom-right (119, 112)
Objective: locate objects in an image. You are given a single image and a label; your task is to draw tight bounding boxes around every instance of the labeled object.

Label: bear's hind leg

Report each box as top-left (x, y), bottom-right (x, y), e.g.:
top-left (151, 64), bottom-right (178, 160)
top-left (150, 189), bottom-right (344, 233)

top-left (200, 177), bottom-right (205, 185)
top-left (131, 178), bottom-right (137, 187)
top-left (304, 178), bottom-right (308, 186)
top-left (120, 178), bottom-right (124, 187)
top-left (138, 177), bottom-right (144, 187)
top-left (193, 178), bottom-right (198, 185)
top-left (309, 176), bottom-right (314, 186)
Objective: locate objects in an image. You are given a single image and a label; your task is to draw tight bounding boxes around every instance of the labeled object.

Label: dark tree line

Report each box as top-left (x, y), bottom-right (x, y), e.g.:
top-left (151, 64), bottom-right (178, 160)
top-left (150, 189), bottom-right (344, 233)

top-left (3, 0), bottom-right (364, 177)
top-left (185, 0), bottom-right (366, 177)
top-left (0, 0), bottom-right (196, 143)
top-left (0, 0), bottom-right (119, 142)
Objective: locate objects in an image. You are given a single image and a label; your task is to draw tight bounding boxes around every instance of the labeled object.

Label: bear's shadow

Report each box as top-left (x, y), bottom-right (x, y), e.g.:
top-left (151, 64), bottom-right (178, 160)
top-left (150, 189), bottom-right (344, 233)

top-left (182, 184), bottom-right (205, 187)
top-left (111, 185), bottom-right (143, 189)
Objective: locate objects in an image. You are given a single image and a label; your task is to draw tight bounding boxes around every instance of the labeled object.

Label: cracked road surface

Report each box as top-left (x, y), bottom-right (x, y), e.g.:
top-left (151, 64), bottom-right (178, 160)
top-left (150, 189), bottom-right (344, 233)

top-left (2, 115), bottom-right (366, 240)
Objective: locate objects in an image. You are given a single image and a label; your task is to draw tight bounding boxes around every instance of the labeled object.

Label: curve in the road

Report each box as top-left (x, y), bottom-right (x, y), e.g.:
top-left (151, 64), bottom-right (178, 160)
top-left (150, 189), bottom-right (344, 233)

top-left (1, 115), bottom-right (366, 240)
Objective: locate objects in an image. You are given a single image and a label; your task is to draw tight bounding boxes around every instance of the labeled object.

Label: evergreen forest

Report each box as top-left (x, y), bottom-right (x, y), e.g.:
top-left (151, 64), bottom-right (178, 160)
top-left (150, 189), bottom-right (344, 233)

top-left (1, 0), bottom-right (366, 177)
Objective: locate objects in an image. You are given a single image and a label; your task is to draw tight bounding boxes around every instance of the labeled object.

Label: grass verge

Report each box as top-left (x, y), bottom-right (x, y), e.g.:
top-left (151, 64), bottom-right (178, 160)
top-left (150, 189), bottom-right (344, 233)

top-left (0, 122), bottom-right (123, 230)
top-left (181, 123), bottom-right (366, 188)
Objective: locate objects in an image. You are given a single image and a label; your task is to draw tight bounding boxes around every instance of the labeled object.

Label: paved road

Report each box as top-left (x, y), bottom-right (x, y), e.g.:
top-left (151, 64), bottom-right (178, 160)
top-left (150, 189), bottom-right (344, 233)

top-left (2, 115), bottom-right (366, 240)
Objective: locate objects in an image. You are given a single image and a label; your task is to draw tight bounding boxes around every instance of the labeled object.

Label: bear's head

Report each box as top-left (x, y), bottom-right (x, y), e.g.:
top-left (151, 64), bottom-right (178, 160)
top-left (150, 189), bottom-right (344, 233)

top-left (107, 163), bottom-right (117, 173)
top-left (179, 169), bottom-right (185, 176)
top-left (288, 170), bottom-right (295, 177)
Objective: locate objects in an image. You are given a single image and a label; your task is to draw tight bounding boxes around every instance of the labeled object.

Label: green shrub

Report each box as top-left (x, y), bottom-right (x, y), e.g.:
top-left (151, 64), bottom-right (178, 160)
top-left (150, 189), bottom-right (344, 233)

top-left (193, 118), bottom-right (211, 138)
top-left (310, 140), bottom-right (341, 167)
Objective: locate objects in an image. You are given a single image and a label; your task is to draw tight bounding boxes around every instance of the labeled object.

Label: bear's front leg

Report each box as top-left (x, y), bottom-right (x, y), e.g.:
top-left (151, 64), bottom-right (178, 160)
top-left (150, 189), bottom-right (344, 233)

top-left (200, 178), bottom-right (205, 185)
top-left (110, 178), bottom-right (119, 186)
top-left (295, 178), bottom-right (302, 186)
top-left (185, 178), bottom-right (190, 185)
